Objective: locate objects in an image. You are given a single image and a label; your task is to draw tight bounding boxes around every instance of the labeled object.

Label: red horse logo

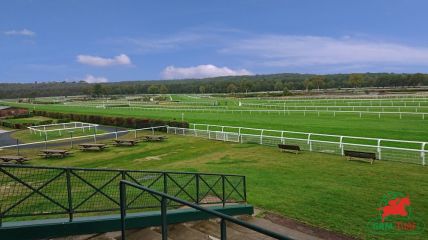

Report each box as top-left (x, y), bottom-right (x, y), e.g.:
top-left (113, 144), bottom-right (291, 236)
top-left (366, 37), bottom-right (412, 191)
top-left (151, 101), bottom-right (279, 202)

top-left (378, 196), bottom-right (411, 222)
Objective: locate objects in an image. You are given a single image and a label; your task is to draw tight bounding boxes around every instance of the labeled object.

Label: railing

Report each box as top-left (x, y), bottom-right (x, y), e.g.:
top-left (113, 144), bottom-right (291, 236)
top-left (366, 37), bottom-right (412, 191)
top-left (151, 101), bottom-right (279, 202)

top-left (120, 180), bottom-right (292, 240)
top-left (0, 126), bottom-right (166, 149)
top-left (167, 124), bottom-right (428, 165)
top-left (0, 165), bottom-right (246, 225)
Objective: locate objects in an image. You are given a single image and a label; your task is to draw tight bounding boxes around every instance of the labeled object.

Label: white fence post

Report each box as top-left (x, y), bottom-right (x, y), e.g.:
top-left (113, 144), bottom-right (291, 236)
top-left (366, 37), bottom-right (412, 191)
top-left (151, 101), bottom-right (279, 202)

top-left (422, 143), bottom-right (426, 166)
top-left (377, 139), bottom-right (382, 160)
top-left (93, 126), bottom-right (97, 143)
top-left (308, 133), bottom-right (312, 151)
top-left (260, 130), bottom-right (264, 145)
top-left (238, 127), bottom-right (242, 143)
top-left (281, 131), bottom-right (285, 144)
top-left (340, 136), bottom-right (344, 155)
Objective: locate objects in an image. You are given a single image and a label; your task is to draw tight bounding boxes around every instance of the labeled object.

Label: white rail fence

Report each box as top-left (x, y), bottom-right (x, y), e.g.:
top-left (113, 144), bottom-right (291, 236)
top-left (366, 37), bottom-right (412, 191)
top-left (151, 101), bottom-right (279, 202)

top-left (0, 126), bottom-right (166, 150)
top-left (167, 124), bottom-right (427, 165)
top-left (59, 105), bottom-right (428, 119)
top-left (28, 122), bottom-right (99, 136)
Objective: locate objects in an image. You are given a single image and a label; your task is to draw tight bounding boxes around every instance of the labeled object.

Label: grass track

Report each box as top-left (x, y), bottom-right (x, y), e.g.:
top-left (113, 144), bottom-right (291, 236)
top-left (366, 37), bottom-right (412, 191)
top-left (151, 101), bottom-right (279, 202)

top-left (8, 103), bottom-right (428, 142)
top-left (1, 134), bottom-right (427, 239)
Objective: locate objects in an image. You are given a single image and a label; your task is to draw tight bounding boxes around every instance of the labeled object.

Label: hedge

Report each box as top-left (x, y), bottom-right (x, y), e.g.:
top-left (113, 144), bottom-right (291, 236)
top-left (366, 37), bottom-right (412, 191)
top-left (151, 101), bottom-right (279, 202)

top-left (32, 110), bottom-right (189, 129)
top-left (0, 119), bottom-right (54, 129)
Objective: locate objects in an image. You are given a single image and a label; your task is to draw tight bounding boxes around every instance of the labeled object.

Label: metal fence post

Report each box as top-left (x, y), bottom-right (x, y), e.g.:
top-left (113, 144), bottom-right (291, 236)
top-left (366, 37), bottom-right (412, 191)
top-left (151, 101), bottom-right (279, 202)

top-left (44, 132), bottom-right (48, 150)
top-left (421, 143), bottom-right (426, 166)
top-left (243, 176), bottom-right (247, 202)
top-left (377, 139), bottom-right (382, 160)
top-left (66, 169), bottom-right (73, 222)
top-left (339, 136), bottom-right (344, 155)
top-left (0, 205), bottom-right (3, 227)
top-left (16, 139), bottom-right (20, 155)
top-left (260, 130), bottom-right (264, 145)
top-left (220, 219), bottom-right (227, 240)
top-left (196, 174), bottom-right (200, 204)
top-left (120, 182), bottom-right (127, 240)
top-left (163, 172), bottom-right (168, 194)
top-left (222, 175), bottom-right (226, 207)
top-left (161, 197), bottom-right (168, 240)
top-left (115, 127), bottom-right (118, 140)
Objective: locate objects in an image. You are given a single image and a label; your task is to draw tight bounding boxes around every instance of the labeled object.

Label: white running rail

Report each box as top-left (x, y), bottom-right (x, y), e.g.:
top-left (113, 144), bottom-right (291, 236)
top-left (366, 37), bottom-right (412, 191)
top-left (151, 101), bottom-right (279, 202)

top-left (166, 124), bottom-right (427, 165)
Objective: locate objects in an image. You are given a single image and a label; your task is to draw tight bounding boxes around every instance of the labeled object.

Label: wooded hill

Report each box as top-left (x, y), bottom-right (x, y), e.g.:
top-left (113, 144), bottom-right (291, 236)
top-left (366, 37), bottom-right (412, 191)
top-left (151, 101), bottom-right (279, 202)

top-left (1, 72), bottom-right (428, 99)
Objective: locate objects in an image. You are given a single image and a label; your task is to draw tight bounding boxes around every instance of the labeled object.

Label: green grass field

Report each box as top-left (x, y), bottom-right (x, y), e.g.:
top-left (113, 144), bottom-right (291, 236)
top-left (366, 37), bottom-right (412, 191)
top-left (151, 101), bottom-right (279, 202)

top-left (1, 133), bottom-right (426, 239)
top-left (10, 128), bottom-right (106, 143)
top-left (6, 102), bottom-right (428, 143)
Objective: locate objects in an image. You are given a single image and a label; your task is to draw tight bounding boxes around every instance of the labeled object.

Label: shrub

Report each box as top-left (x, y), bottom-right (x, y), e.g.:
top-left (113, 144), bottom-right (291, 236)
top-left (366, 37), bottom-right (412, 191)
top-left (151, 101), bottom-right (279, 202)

top-left (32, 110), bottom-right (189, 130)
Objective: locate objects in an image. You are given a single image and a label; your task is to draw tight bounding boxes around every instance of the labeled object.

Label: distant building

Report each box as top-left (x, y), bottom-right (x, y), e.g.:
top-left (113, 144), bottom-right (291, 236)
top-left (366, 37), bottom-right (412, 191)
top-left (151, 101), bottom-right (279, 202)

top-left (0, 106), bottom-right (29, 118)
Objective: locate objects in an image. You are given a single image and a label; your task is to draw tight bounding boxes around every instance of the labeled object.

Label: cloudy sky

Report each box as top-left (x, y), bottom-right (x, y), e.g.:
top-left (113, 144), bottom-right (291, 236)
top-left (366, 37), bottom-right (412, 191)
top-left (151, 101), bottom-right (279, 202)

top-left (1, 0), bottom-right (428, 83)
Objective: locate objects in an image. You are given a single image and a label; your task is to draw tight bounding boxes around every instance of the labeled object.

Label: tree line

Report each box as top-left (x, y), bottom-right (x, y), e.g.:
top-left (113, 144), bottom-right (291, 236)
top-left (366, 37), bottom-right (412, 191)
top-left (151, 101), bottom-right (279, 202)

top-left (1, 73), bottom-right (428, 99)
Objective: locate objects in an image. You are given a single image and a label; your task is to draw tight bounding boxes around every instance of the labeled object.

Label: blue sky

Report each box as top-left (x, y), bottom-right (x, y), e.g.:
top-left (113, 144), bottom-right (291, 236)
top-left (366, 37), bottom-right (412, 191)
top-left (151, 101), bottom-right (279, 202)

top-left (1, 0), bottom-right (428, 83)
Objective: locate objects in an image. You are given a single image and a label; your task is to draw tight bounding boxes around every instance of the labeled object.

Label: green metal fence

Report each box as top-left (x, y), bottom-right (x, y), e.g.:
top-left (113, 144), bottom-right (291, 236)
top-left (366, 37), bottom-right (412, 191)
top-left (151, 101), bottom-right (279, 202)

top-left (0, 164), bottom-right (246, 225)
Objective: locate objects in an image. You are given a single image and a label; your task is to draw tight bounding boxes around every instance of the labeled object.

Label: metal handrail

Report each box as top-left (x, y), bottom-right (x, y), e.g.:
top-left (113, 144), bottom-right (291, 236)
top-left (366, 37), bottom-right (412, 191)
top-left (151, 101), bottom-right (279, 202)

top-left (120, 180), bottom-right (293, 240)
top-left (0, 165), bottom-right (246, 225)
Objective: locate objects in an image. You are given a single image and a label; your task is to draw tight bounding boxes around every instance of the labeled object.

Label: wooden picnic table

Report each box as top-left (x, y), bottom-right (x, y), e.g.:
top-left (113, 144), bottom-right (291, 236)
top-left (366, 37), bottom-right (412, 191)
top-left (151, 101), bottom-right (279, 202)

top-left (113, 139), bottom-right (139, 146)
top-left (39, 149), bottom-right (71, 158)
top-left (0, 155), bottom-right (29, 164)
top-left (143, 135), bottom-right (167, 142)
top-left (78, 143), bottom-right (108, 151)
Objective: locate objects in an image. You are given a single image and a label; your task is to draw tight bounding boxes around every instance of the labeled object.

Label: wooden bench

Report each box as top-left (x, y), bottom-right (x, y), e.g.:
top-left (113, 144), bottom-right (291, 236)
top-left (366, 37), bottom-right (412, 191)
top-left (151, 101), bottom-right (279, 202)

top-left (278, 144), bottom-right (301, 154)
top-left (79, 143), bottom-right (108, 151)
top-left (143, 135), bottom-right (167, 142)
top-left (0, 155), bottom-right (29, 164)
top-left (113, 139), bottom-right (139, 146)
top-left (344, 150), bottom-right (376, 164)
top-left (39, 150), bottom-right (72, 158)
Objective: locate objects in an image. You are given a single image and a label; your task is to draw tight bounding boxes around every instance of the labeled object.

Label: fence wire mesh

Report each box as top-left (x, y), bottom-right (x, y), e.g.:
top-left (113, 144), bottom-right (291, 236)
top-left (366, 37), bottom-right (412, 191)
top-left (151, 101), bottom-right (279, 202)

top-left (0, 165), bottom-right (246, 224)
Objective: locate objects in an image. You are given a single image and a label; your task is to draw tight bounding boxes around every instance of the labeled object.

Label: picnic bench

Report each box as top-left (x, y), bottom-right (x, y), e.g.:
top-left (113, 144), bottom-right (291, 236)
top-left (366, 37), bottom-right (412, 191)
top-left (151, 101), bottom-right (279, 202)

top-left (278, 144), bottom-right (301, 154)
top-left (79, 143), bottom-right (108, 151)
top-left (344, 150), bottom-right (376, 164)
top-left (113, 139), bottom-right (139, 146)
top-left (143, 135), bottom-right (167, 142)
top-left (39, 149), bottom-right (71, 158)
top-left (0, 155), bottom-right (29, 164)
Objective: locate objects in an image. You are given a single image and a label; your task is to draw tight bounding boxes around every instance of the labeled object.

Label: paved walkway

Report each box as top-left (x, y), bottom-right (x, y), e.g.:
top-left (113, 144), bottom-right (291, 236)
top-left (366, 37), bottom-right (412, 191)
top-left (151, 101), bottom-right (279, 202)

top-left (0, 129), bottom-right (9, 134)
top-left (0, 130), bottom-right (16, 146)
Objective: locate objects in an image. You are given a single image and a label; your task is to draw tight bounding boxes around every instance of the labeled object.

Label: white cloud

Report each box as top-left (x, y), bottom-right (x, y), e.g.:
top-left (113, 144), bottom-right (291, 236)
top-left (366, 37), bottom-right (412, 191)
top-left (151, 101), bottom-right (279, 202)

top-left (83, 74), bottom-right (108, 83)
top-left (77, 54), bottom-right (131, 67)
top-left (4, 29), bottom-right (35, 36)
top-left (221, 35), bottom-right (428, 68)
top-left (162, 64), bottom-right (253, 79)
top-left (105, 27), bottom-right (242, 53)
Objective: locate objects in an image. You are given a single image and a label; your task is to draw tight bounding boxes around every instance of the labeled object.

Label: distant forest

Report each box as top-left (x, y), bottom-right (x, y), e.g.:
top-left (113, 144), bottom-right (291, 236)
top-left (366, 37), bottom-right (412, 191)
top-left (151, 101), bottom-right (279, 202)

top-left (1, 73), bottom-right (428, 99)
